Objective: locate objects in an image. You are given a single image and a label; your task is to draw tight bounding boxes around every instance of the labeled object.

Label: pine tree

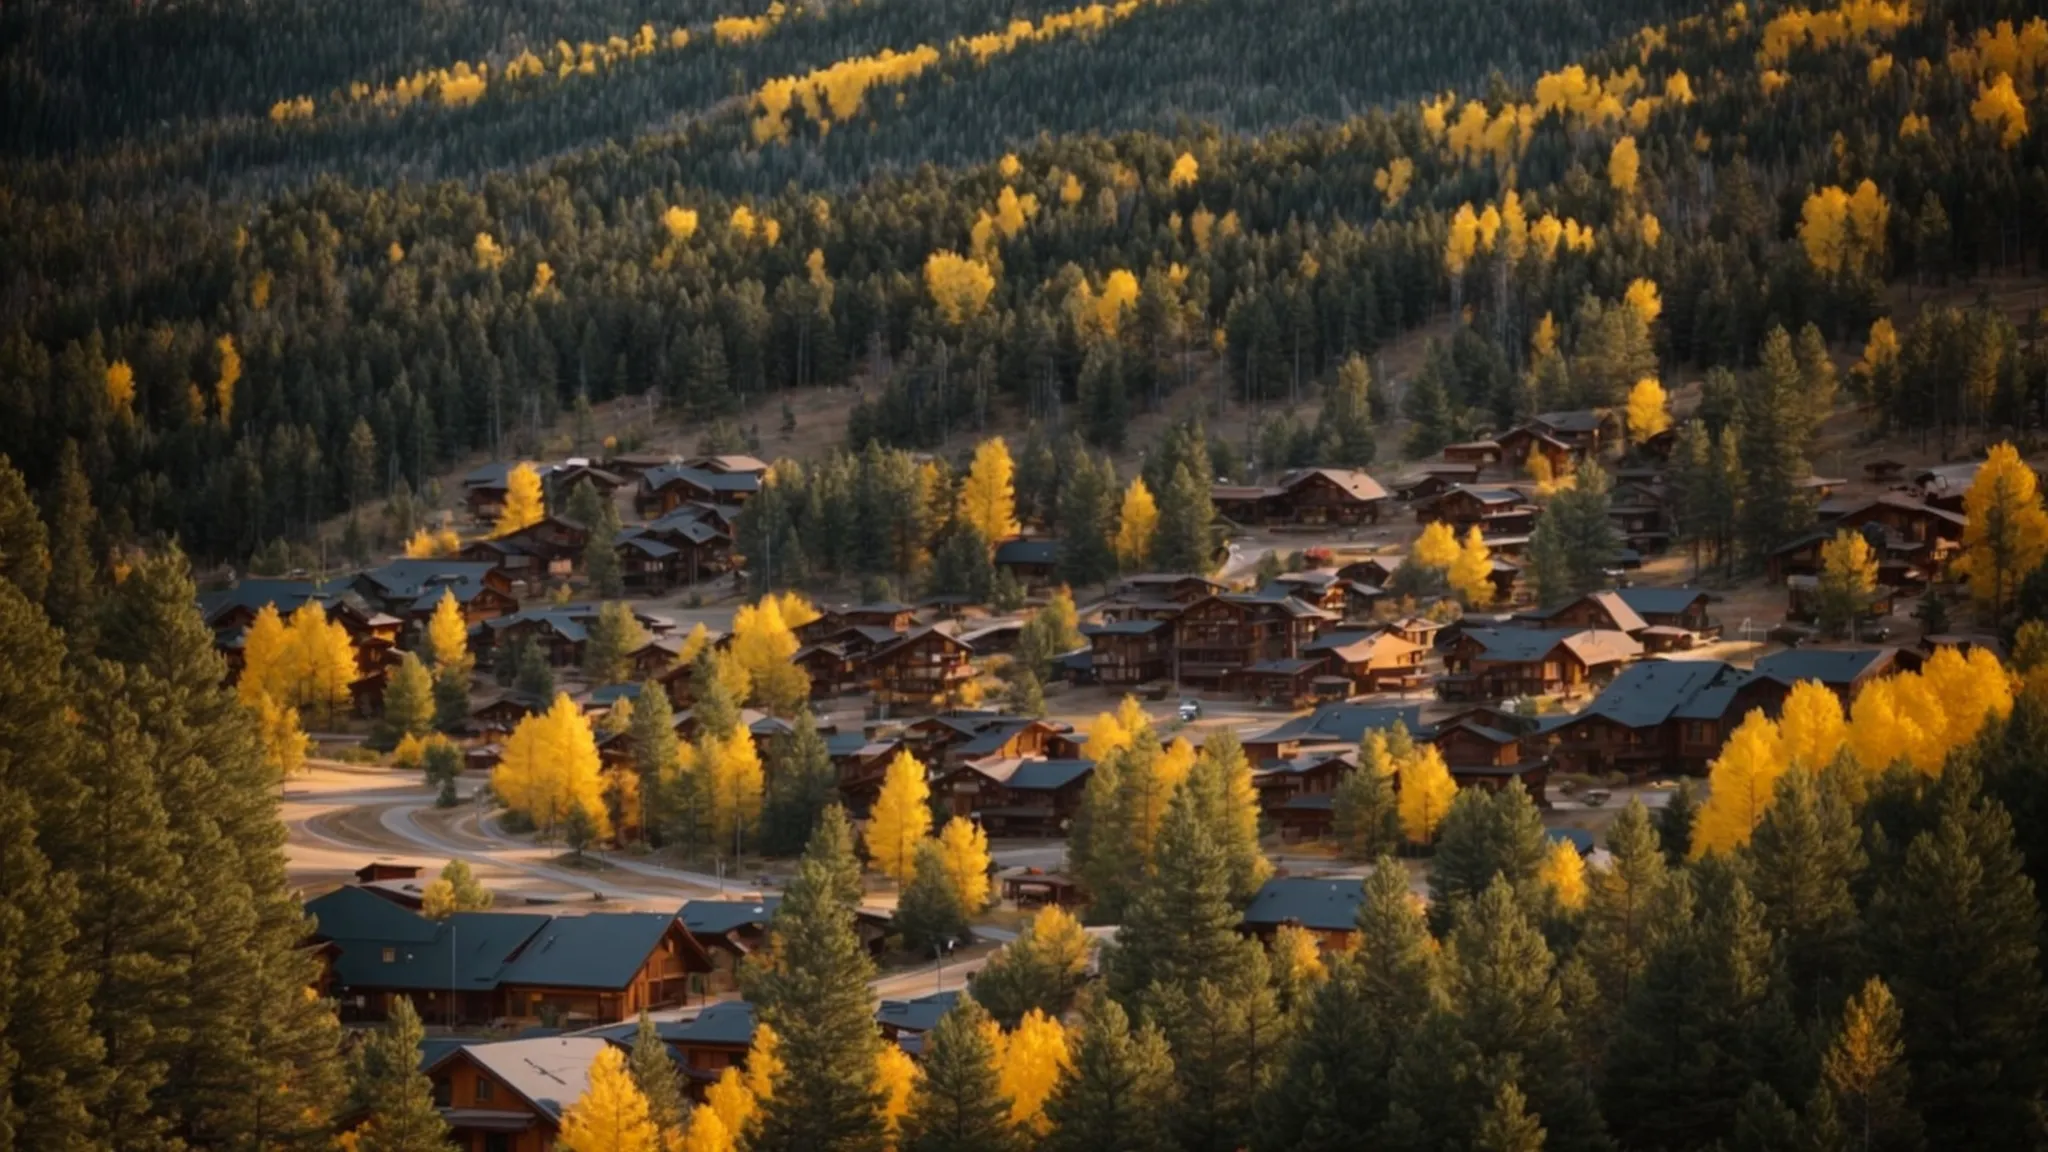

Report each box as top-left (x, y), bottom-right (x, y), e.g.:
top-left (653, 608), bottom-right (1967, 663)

top-left (375, 652), bottom-right (436, 750)
top-left (1818, 977), bottom-right (1923, 1152)
top-left (1110, 780), bottom-right (1248, 1005)
top-left (1331, 733), bottom-right (1399, 861)
top-left (1152, 462), bottom-right (1216, 573)
top-left (1743, 765), bottom-right (1865, 1018)
top-left (1257, 862), bottom-right (1437, 1151)
top-left (1656, 781), bottom-right (1699, 863)
top-left (1868, 767), bottom-right (2046, 1147)
top-left (1187, 730), bottom-right (1271, 904)
top-left (93, 552), bottom-right (345, 1147)
top-left (741, 826), bottom-right (889, 1152)
top-left (630, 680), bottom-right (682, 843)
top-left (1737, 328), bottom-right (1817, 564)
top-left (0, 779), bottom-right (101, 1152)
top-left (1816, 529), bottom-right (1879, 638)
top-left (349, 998), bottom-right (450, 1152)
top-left (897, 840), bottom-right (969, 953)
top-left (1055, 451), bottom-right (1117, 590)
top-left (0, 454), bottom-right (50, 604)
top-left (41, 440), bottom-right (98, 636)
top-left (1474, 1078), bottom-right (1548, 1152)
top-left (628, 1012), bottom-right (691, 1145)
top-left (585, 601), bottom-right (649, 685)
top-left (1155, 941), bottom-right (1286, 1152)
top-left (1315, 355), bottom-right (1377, 467)
top-left (899, 998), bottom-right (1021, 1152)
top-left (762, 710), bottom-right (837, 857)
top-left (1042, 995), bottom-right (1178, 1152)
top-left (806, 805), bottom-right (866, 911)
top-left (1577, 802), bottom-right (1669, 1059)
top-left (1428, 784), bottom-right (1550, 930)
top-left (433, 666), bottom-right (471, 733)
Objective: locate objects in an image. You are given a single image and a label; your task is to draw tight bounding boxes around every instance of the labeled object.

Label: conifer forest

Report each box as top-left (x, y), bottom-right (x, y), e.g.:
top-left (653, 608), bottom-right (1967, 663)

top-left (12, 0), bottom-right (2048, 1148)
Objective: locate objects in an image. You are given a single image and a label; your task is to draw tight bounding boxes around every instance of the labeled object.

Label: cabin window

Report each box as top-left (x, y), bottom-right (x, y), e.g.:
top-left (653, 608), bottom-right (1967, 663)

top-left (381, 947), bottom-right (395, 964)
top-left (474, 1078), bottom-right (495, 1103)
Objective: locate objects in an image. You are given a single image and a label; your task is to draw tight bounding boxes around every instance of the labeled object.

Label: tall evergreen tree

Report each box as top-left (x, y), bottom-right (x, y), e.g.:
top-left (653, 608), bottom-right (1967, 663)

top-left (348, 998), bottom-right (450, 1152)
top-left (1742, 764), bottom-right (1865, 1018)
top-left (1816, 977), bottom-right (1923, 1152)
top-left (897, 839), bottom-right (969, 953)
top-left (1330, 759), bottom-right (1399, 861)
top-left (1155, 942), bottom-right (1287, 1152)
top-left (1152, 462), bottom-right (1216, 573)
top-left (0, 779), bottom-right (102, 1152)
top-left (762, 710), bottom-right (837, 857)
top-left (628, 1011), bottom-right (690, 1144)
top-left (1868, 766), bottom-right (2046, 1147)
top-left (629, 680), bottom-right (684, 847)
top-left (806, 804), bottom-right (866, 911)
top-left (1474, 1078), bottom-right (1548, 1152)
top-left (741, 820), bottom-right (889, 1152)
top-left (1256, 862), bottom-right (1436, 1151)
top-left (41, 440), bottom-right (97, 637)
top-left (1655, 781), bottom-right (1699, 864)
top-left (93, 551), bottom-right (345, 1148)
top-left (1427, 784), bottom-right (1550, 930)
top-left (0, 455), bottom-right (50, 605)
top-left (1737, 327), bottom-right (1817, 564)
top-left (1055, 451), bottom-right (1117, 589)
top-left (1110, 780), bottom-right (1248, 1005)
top-left (1187, 730), bottom-right (1271, 904)
top-left (898, 998), bottom-right (1021, 1152)
top-left (1042, 995), bottom-right (1178, 1152)
top-left (375, 652), bottom-right (436, 750)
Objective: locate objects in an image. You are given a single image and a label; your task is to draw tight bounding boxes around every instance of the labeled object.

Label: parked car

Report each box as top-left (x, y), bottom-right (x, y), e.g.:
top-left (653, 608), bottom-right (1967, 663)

top-left (1178, 698), bottom-right (1203, 722)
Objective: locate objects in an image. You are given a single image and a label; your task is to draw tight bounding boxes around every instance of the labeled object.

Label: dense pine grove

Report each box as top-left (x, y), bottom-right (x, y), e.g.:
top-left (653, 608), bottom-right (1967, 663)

top-left (10, 0), bottom-right (2048, 1147)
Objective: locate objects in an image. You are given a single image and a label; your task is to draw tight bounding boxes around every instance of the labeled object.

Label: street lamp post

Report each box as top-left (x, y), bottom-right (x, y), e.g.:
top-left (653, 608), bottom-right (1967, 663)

top-left (935, 936), bottom-right (956, 994)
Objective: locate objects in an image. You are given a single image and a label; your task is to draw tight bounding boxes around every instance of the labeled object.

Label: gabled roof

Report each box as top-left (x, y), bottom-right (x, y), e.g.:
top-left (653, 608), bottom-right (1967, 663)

top-left (1753, 648), bottom-right (1900, 687)
top-left (583, 683), bottom-right (642, 708)
top-left (685, 454), bottom-right (771, 475)
top-left (356, 560), bottom-right (503, 606)
top-left (1247, 702), bottom-right (1427, 747)
top-left (964, 757), bottom-right (1095, 791)
top-left (1241, 877), bottom-right (1367, 932)
top-left (438, 1038), bottom-right (609, 1120)
top-left (642, 465), bottom-right (761, 495)
top-left (1083, 619), bottom-right (1171, 637)
top-left (1572, 660), bottom-right (1743, 729)
top-left (1278, 468), bottom-right (1389, 503)
top-left (1531, 409), bottom-right (1611, 434)
top-left (868, 626), bottom-right (971, 663)
top-left (316, 901), bottom-right (553, 991)
top-left (462, 461), bottom-right (548, 489)
top-left (1439, 484), bottom-right (1527, 506)
top-left (1612, 586), bottom-right (1712, 617)
top-left (1518, 591), bottom-right (1648, 634)
top-left (994, 538), bottom-right (1060, 566)
top-left (952, 719), bottom-right (1047, 758)
top-left (306, 885), bottom-right (439, 945)
top-left (499, 913), bottom-right (695, 990)
top-left (615, 535), bottom-right (681, 558)
top-left (1461, 627), bottom-right (1642, 666)
top-left (825, 732), bottom-right (895, 759)
top-left (876, 990), bottom-right (960, 1034)
top-left (196, 578), bottom-right (334, 625)
top-left (665, 999), bottom-right (758, 1046)
top-left (681, 898), bottom-right (782, 937)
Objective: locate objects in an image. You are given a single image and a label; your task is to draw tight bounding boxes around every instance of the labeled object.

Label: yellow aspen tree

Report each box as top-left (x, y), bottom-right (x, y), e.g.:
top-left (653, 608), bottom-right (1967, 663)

top-left (957, 437), bottom-right (1020, 545)
top-left (105, 360), bottom-right (135, 416)
top-left (663, 205), bottom-right (700, 242)
top-left (1799, 187), bottom-right (1853, 273)
top-left (730, 205), bottom-right (758, 239)
top-left (1532, 312), bottom-right (1559, 359)
top-left (1189, 205), bottom-right (1214, 251)
top-left (1444, 203), bottom-right (1481, 277)
top-left (935, 816), bottom-right (992, 912)
top-left (875, 1044), bottom-right (918, 1146)
top-left (1625, 378), bottom-right (1671, 440)
top-left (1115, 477), bottom-right (1158, 570)
top-left (706, 731), bottom-right (765, 852)
top-left (868, 750), bottom-right (932, 884)
top-left (238, 602), bottom-right (290, 704)
top-left (1168, 152), bottom-right (1199, 188)
top-left (251, 692), bottom-right (309, 778)
top-left (1921, 645), bottom-right (2015, 759)
top-left (743, 1022), bottom-right (782, 1102)
top-left (992, 1009), bottom-right (1069, 1135)
top-left (730, 595), bottom-right (810, 713)
top-left (474, 232), bottom-right (506, 270)
top-left (1639, 212), bottom-right (1662, 248)
top-left (1398, 746), bottom-right (1458, 843)
top-left (999, 153), bottom-right (1022, 179)
top-left (530, 262), bottom-right (555, 297)
top-left (1157, 737), bottom-right (1196, 795)
top-left (1624, 278), bottom-right (1662, 326)
top-left (923, 250), bottom-right (996, 326)
top-left (1608, 135), bottom-right (1641, 195)
top-left (1777, 680), bottom-right (1848, 772)
top-left (1095, 269), bottom-right (1139, 336)
top-left (558, 1046), bottom-right (660, 1152)
top-left (1374, 157), bottom-right (1414, 206)
top-left (494, 463), bottom-right (546, 537)
top-left (1972, 73), bottom-right (2029, 148)
top-left (1816, 529), bottom-right (1878, 636)
top-left (426, 589), bottom-right (472, 672)
top-left (1270, 923), bottom-right (1326, 987)
top-left (1448, 526), bottom-right (1494, 606)
top-left (493, 693), bottom-right (608, 837)
top-left (214, 334), bottom-right (241, 424)
top-left (704, 1068), bottom-right (756, 1138)
top-left (1691, 710), bottom-right (1785, 856)
top-left (1081, 708), bottom-right (1132, 763)
top-left (1961, 442), bottom-right (2048, 616)
top-left (1538, 839), bottom-right (1587, 910)
top-left (680, 1108), bottom-right (734, 1152)
top-left (284, 601), bottom-right (358, 720)
top-left (1412, 520), bottom-right (1461, 570)
top-left (1848, 678), bottom-right (1919, 776)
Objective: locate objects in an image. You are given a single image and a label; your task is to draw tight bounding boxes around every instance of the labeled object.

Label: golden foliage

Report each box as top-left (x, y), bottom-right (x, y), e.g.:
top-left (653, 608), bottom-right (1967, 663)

top-left (426, 589), bottom-right (471, 674)
top-left (716, 4), bottom-right (786, 44)
top-left (1665, 69), bottom-right (1696, 103)
top-left (474, 231), bottom-right (506, 270)
top-left (1532, 312), bottom-right (1559, 359)
top-left (1373, 157), bottom-right (1414, 207)
top-left (530, 262), bottom-right (555, 297)
top-left (1445, 202), bottom-right (1482, 277)
top-left (1448, 526), bottom-right (1494, 607)
top-left (1538, 840), bottom-right (1587, 909)
top-left (493, 693), bottom-right (609, 837)
top-left (105, 360), bottom-right (135, 415)
top-left (1972, 73), bottom-right (2030, 148)
top-left (1778, 679), bottom-right (1849, 772)
top-left (1758, 0), bottom-right (1915, 66)
top-left (1169, 151), bottom-right (1200, 188)
top-left (936, 816), bottom-right (993, 912)
top-left (1961, 442), bottom-right (2048, 611)
top-left (1638, 211), bottom-right (1662, 248)
top-left (1625, 377), bottom-right (1671, 440)
top-left (662, 205), bottom-right (699, 242)
top-left (924, 250), bottom-right (997, 326)
top-left (680, 1108), bottom-right (734, 1152)
top-left (999, 152), bottom-right (1023, 179)
top-left (269, 95), bottom-right (315, 123)
top-left (1799, 181), bottom-right (1890, 275)
top-left (1609, 135), bottom-right (1641, 195)
top-left (868, 749), bottom-right (933, 884)
top-left (1115, 477), bottom-right (1158, 570)
top-left (1692, 708), bottom-right (1786, 856)
top-left (875, 1044), bottom-right (918, 1146)
top-left (1412, 520), bottom-right (1461, 570)
top-left (991, 1010), bottom-right (1069, 1135)
top-left (958, 437), bottom-right (1021, 545)
top-left (559, 1046), bottom-right (659, 1152)
top-left (1624, 278), bottom-right (1662, 326)
top-left (405, 526), bottom-right (463, 558)
top-left (1849, 648), bottom-right (2013, 774)
top-left (704, 730), bottom-right (765, 850)
top-left (1398, 746), bottom-right (1457, 843)
top-left (751, 44), bottom-right (941, 142)
top-left (705, 1067), bottom-right (756, 1138)
top-left (493, 463), bottom-right (547, 537)
top-left (251, 692), bottom-right (309, 778)
top-left (214, 334), bottom-right (241, 424)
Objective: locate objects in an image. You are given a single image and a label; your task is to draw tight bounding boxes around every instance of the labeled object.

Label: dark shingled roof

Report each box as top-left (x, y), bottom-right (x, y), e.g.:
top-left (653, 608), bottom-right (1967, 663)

top-left (306, 885), bottom-right (439, 945)
top-left (1241, 876), bottom-right (1367, 932)
top-left (876, 990), bottom-right (961, 1034)
top-left (1248, 702), bottom-right (1428, 747)
top-left (682, 898), bottom-right (781, 936)
top-left (1612, 586), bottom-right (1711, 617)
top-left (1550, 828), bottom-right (1597, 855)
top-left (1579, 660), bottom-right (1741, 729)
top-left (643, 464), bottom-right (762, 495)
top-left (1003, 759), bottom-right (1095, 791)
top-left (667, 999), bottom-right (758, 1046)
top-left (499, 913), bottom-right (684, 990)
top-left (1084, 619), bottom-right (1171, 636)
top-left (1754, 648), bottom-right (1898, 687)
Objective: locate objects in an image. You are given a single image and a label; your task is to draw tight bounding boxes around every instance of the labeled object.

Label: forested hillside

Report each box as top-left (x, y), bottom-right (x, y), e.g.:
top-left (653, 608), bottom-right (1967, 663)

top-left (2, 0), bottom-right (2046, 567)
